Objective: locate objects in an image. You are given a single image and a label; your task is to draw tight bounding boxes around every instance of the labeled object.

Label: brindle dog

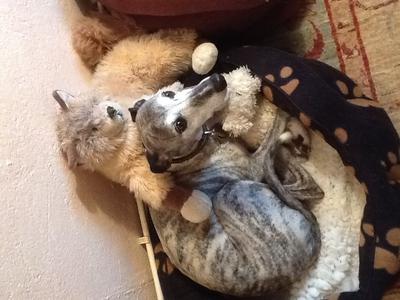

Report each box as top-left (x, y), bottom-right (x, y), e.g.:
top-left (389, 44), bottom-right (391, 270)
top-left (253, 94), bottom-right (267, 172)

top-left (131, 74), bottom-right (322, 296)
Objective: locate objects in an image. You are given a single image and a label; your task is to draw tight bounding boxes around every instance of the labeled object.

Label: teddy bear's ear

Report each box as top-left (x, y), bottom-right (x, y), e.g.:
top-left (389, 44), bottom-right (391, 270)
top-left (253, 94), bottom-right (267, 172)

top-left (128, 99), bottom-right (146, 122)
top-left (52, 90), bottom-right (75, 111)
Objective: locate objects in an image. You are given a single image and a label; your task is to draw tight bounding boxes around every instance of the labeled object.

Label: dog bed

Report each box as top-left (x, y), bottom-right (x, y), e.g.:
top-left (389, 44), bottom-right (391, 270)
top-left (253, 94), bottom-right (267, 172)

top-left (149, 46), bottom-right (400, 300)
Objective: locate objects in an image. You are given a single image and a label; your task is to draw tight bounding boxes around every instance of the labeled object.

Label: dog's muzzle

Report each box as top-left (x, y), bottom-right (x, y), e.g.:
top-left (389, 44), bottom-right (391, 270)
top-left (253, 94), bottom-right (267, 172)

top-left (209, 73), bottom-right (227, 92)
top-left (189, 74), bottom-right (227, 105)
top-left (145, 151), bottom-right (172, 173)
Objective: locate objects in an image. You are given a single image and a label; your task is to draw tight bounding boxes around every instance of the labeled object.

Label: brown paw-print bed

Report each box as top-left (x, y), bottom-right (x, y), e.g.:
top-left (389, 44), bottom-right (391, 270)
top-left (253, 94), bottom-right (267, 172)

top-left (151, 46), bottom-right (400, 300)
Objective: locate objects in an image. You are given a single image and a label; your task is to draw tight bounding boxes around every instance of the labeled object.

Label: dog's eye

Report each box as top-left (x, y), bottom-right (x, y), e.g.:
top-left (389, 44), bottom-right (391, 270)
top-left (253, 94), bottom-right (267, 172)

top-left (162, 91), bottom-right (175, 98)
top-left (174, 117), bottom-right (187, 134)
top-left (92, 127), bottom-right (98, 132)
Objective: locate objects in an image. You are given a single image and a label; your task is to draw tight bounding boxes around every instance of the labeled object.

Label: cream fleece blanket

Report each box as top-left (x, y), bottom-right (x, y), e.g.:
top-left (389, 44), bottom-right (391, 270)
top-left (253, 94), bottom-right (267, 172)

top-left (290, 133), bottom-right (365, 300)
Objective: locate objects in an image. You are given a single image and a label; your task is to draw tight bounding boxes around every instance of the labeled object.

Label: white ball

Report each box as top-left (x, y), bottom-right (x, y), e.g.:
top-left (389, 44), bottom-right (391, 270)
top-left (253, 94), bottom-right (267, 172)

top-left (180, 190), bottom-right (212, 223)
top-left (192, 42), bottom-right (218, 75)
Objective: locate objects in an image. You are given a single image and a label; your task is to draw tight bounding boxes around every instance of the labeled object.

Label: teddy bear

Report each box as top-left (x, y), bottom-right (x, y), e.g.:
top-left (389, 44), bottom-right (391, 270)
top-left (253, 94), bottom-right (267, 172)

top-left (54, 15), bottom-right (214, 223)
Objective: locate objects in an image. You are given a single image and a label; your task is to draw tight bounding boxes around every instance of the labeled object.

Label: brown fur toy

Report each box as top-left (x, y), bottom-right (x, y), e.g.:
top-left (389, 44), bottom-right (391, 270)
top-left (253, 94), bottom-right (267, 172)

top-left (71, 13), bottom-right (140, 70)
top-left (92, 28), bottom-right (198, 98)
top-left (54, 16), bottom-right (211, 223)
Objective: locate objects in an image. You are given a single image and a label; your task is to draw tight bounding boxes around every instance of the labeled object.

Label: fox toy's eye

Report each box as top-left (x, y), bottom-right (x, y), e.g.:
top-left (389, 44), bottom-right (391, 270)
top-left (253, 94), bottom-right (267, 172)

top-left (162, 91), bottom-right (175, 98)
top-left (174, 116), bottom-right (187, 134)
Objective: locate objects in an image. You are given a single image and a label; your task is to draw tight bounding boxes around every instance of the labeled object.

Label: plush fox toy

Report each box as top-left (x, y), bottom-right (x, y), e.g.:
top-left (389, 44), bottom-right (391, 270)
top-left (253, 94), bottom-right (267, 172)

top-left (55, 15), bottom-right (213, 223)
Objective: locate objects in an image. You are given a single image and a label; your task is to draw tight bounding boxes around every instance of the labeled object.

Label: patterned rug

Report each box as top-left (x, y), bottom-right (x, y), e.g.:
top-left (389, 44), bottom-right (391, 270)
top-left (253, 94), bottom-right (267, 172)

top-left (265, 0), bottom-right (400, 133)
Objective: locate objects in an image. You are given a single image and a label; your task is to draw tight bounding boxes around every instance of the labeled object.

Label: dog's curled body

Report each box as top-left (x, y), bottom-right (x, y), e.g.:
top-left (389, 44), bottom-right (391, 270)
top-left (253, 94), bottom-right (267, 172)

top-left (135, 75), bottom-right (321, 296)
top-left (151, 142), bottom-right (319, 295)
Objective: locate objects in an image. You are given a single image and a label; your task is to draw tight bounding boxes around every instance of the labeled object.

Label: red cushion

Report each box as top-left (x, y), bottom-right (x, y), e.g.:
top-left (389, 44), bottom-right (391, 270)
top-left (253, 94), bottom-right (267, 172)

top-left (98, 0), bottom-right (281, 34)
top-left (99, 0), bottom-right (267, 16)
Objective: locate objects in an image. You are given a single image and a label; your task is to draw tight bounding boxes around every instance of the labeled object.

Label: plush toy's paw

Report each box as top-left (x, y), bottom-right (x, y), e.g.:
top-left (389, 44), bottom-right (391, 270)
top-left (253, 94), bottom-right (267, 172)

top-left (192, 43), bottom-right (218, 75)
top-left (180, 190), bottom-right (212, 223)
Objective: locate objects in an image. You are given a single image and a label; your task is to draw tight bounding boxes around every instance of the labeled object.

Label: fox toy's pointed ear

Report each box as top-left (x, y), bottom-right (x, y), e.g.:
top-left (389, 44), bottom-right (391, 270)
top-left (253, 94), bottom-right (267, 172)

top-left (52, 90), bottom-right (75, 111)
top-left (128, 99), bottom-right (146, 122)
top-left (65, 144), bottom-right (80, 169)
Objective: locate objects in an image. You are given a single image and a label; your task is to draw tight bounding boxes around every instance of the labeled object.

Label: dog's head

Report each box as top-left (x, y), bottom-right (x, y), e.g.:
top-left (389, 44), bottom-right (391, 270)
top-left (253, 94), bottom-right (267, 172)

top-left (53, 90), bottom-right (128, 170)
top-left (131, 74), bottom-right (227, 173)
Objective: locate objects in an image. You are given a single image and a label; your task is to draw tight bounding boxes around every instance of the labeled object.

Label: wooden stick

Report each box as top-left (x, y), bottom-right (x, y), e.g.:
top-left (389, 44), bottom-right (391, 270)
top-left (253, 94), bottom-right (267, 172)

top-left (136, 198), bottom-right (164, 300)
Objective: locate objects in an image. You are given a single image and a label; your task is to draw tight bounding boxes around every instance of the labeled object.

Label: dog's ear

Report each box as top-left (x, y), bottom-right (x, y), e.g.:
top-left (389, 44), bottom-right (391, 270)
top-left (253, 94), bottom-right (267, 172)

top-left (129, 99), bottom-right (146, 122)
top-left (53, 90), bottom-right (75, 111)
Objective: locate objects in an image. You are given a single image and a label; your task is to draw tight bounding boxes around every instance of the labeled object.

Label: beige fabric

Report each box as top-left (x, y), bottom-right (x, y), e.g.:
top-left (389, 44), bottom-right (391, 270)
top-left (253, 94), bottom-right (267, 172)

top-left (268, 0), bottom-right (400, 131)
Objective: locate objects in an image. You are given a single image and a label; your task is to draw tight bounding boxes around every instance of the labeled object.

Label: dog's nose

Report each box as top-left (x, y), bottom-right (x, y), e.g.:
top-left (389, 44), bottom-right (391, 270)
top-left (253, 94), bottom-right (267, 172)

top-left (149, 163), bottom-right (171, 173)
top-left (209, 73), bottom-right (227, 92)
top-left (107, 106), bottom-right (117, 119)
top-left (146, 151), bottom-right (171, 173)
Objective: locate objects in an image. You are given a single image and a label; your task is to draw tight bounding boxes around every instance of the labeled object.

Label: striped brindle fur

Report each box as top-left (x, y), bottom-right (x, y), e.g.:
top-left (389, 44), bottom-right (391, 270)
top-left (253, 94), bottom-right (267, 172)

top-left (133, 73), bottom-right (322, 296)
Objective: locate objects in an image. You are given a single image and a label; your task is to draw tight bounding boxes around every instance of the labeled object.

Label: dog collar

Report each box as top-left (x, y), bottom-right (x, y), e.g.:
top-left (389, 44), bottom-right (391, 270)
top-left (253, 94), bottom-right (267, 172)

top-left (171, 124), bottom-right (228, 164)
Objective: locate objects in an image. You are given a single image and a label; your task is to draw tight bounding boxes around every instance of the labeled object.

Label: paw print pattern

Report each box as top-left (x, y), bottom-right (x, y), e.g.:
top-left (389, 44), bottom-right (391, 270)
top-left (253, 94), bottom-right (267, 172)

top-left (363, 223), bottom-right (375, 237)
top-left (336, 80), bottom-right (381, 108)
top-left (386, 228), bottom-right (400, 247)
top-left (360, 222), bottom-right (374, 248)
top-left (348, 98), bottom-right (382, 108)
top-left (382, 150), bottom-right (400, 185)
top-left (336, 80), bottom-right (349, 95)
top-left (334, 127), bottom-right (349, 144)
top-left (374, 247), bottom-right (400, 275)
top-left (263, 66), bottom-right (300, 102)
top-left (263, 66), bottom-right (313, 132)
top-left (345, 166), bottom-right (368, 195)
top-left (361, 224), bottom-right (400, 275)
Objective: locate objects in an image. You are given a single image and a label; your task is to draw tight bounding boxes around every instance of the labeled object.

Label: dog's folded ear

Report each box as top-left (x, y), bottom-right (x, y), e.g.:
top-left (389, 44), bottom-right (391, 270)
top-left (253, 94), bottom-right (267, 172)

top-left (129, 99), bottom-right (146, 122)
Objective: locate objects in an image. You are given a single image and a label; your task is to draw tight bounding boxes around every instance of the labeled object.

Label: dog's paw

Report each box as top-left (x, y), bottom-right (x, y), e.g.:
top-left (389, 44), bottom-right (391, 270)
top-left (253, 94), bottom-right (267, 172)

top-left (280, 117), bottom-right (311, 159)
top-left (180, 190), bottom-right (212, 223)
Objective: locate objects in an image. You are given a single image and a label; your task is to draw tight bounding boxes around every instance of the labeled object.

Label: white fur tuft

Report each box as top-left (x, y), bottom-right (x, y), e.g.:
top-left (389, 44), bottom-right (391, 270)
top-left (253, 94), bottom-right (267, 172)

top-left (222, 67), bottom-right (261, 136)
top-left (279, 131), bottom-right (293, 144)
top-left (159, 81), bottom-right (184, 93)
